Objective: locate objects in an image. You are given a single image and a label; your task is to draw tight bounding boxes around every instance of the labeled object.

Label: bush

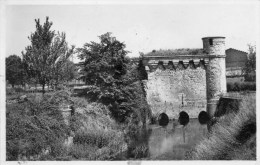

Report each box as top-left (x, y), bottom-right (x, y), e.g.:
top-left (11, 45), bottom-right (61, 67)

top-left (69, 125), bottom-right (126, 160)
top-left (67, 97), bottom-right (127, 160)
top-left (187, 93), bottom-right (256, 160)
top-left (227, 82), bottom-right (256, 92)
top-left (6, 95), bottom-right (69, 160)
top-left (14, 87), bottom-right (25, 93)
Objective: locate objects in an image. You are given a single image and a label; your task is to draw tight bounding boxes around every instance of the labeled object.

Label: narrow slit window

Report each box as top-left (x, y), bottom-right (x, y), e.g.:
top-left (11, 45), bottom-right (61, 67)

top-left (209, 39), bottom-right (213, 46)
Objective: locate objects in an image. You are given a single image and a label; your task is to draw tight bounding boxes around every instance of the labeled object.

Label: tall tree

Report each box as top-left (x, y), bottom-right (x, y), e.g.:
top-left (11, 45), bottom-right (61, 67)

top-left (243, 44), bottom-right (256, 82)
top-left (61, 60), bottom-right (78, 83)
top-left (22, 17), bottom-right (74, 92)
top-left (78, 33), bottom-right (151, 123)
top-left (77, 32), bottom-right (130, 120)
top-left (6, 55), bottom-right (25, 88)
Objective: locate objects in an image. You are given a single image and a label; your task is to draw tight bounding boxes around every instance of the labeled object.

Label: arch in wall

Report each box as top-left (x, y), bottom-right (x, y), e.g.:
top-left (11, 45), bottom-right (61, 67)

top-left (142, 37), bottom-right (227, 119)
top-left (158, 113), bottom-right (169, 126)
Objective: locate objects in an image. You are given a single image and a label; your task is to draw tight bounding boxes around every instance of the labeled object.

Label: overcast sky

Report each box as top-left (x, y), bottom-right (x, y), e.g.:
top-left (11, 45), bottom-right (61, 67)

top-left (5, 3), bottom-right (258, 62)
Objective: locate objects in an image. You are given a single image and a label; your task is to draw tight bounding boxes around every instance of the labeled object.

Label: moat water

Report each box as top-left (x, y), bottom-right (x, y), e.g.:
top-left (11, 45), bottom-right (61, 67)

top-left (116, 119), bottom-right (208, 160)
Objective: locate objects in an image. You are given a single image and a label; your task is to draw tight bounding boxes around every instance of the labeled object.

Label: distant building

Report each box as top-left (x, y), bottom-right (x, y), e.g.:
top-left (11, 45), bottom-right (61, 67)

top-left (225, 48), bottom-right (248, 82)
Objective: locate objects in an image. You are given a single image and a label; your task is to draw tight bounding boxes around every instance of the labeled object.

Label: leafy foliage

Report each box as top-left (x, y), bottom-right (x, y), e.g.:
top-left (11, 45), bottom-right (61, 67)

top-left (227, 82), bottom-right (256, 92)
top-left (61, 60), bottom-right (78, 83)
top-left (6, 55), bottom-right (25, 87)
top-left (6, 95), bottom-right (69, 160)
top-left (77, 33), bottom-right (150, 123)
top-left (188, 93), bottom-right (256, 160)
top-left (22, 17), bottom-right (75, 92)
top-left (243, 44), bottom-right (256, 82)
top-left (77, 33), bottom-right (129, 121)
top-left (77, 32), bottom-right (129, 100)
top-left (67, 97), bottom-right (127, 160)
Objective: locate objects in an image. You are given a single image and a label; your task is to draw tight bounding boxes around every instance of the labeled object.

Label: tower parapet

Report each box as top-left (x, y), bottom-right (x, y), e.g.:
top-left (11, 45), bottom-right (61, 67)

top-left (202, 37), bottom-right (226, 55)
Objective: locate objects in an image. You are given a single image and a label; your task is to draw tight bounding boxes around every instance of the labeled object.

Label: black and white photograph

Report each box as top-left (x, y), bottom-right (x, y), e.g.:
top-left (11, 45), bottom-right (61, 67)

top-left (0, 0), bottom-right (258, 164)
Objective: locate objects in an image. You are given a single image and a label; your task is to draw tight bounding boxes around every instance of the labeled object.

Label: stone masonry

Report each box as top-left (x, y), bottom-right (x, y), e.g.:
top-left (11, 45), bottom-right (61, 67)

top-left (142, 37), bottom-right (227, 119)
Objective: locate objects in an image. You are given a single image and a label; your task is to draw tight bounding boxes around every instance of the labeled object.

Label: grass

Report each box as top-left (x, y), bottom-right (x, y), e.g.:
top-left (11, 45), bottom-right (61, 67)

top-left (187, 92), bottom-right (256, 160)
top-left (144, 48), bottom-right (205, 56)
top-left (6, 93), bottom-right (69, 160)
top-left (67, 96), bottom-right (127, 160)
top-left (6, 90), bottom-right (127, 160)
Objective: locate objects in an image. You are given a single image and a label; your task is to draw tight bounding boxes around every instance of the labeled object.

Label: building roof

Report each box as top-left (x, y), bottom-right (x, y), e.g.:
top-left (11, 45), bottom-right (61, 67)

top-left (202, 36), bottom-right (225, 39)
top-left (143, 48), bottom-right (205, 57)
top-left (226, 48), bottom-right (248, 54)
top-left (225, 48), bottom-right (248, 68)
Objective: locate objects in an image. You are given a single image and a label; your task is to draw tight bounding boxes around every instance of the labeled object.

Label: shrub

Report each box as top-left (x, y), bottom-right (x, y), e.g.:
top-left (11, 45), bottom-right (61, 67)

top-left (187, 93), bottom-right (256, 160)
top-left (227, 82), bottom-right (256, 92)
top-left (6, 88), bottom-right (16, 95)
top-left (70, 125), bottom-right (126, 160)
top-left (6, 95), bottom-right (69, 160)
top-left (68, 97), bottom-right (127, 160)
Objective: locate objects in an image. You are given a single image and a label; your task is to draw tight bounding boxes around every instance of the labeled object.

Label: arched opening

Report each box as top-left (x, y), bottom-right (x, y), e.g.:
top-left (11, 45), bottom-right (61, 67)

top-left (178, 111), bottom-right (189, 126)
top-left (198, 111), bottom-right (210, 125)
top-left (158, 113), bottom-right (169, 126)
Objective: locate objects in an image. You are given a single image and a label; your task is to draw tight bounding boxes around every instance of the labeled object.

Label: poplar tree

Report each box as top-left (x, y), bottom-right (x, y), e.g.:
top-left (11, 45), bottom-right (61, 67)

top-left (243, 44), bottom-right (256, 82)
top-left (22, 17), bottom-right (74, 92)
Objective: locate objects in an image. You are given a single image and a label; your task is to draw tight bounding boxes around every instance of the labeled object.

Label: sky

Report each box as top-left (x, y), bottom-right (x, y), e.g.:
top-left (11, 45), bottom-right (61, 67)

top-left (5, 3), bottom-right (258, 62)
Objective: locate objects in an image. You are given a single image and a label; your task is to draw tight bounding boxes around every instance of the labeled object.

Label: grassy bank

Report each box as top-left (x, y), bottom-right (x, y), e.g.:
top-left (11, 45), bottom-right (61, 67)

top-left (186, 93), bottom-right (256, 160)
top-left (6, 91), bottom-right (127, 160)
top-left (68, 96), bottom-right (127, 160)
top-left (6, 93), bottom-right (69, 160)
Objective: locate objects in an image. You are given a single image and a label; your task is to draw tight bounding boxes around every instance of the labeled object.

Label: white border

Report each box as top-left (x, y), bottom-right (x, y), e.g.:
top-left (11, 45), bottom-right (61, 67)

top-left (0, 0), bottom-right (259, 165)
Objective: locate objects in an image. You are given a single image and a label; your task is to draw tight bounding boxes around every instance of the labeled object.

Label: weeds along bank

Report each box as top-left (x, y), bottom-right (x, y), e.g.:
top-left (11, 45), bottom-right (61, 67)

top-left (6, 92), bottom-right (69, 160)
top-left (6, 91), bottom-right (125, 160)
top-left (187, 92), bottom-right (256, 160)
top-left (6, 80), bottom-right (150, 160)
top-left (69, 96), bottom-right (127, 160)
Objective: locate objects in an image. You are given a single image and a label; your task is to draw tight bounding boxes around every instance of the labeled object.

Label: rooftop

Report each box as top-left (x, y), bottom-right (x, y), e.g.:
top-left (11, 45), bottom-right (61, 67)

top-left (226, 48), bottom-right (248, 54)
top-left (143, 48), bottom-right (205, 57)
top-left (202, 36), bottom-right (226, 39)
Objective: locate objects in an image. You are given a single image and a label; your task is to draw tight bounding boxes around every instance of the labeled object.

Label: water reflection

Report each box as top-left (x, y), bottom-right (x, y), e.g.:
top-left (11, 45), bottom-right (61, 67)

top-left (124, 119), bottom-right (207, 160)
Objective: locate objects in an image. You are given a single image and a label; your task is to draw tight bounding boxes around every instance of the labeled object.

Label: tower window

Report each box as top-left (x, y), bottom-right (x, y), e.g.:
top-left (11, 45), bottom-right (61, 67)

top-left (209, 39), bottom-right (213, 46)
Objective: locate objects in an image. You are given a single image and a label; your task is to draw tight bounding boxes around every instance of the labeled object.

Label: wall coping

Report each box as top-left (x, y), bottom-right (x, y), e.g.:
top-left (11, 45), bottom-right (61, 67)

top-left (143, 54), bottom-right (226, 60)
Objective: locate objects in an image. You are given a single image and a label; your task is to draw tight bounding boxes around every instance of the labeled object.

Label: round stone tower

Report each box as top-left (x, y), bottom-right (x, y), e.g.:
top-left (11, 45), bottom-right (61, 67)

top-left (202, 37), bottom-right (227, 117)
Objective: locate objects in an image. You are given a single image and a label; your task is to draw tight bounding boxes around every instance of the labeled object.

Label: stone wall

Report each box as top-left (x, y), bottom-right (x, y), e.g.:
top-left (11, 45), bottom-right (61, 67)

top-left (206, 58), bottom-right (227, 99)
top-left (144, 66), bottom-right (206, 119)
top-left (143, 36), bottom-right (227, 120)
top-left (202, 37), bottom-right (225, 55)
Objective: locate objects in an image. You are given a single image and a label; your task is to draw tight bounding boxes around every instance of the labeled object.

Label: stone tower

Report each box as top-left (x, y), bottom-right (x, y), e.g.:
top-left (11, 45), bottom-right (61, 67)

top-left (202, 37), bottom-right (227, 117)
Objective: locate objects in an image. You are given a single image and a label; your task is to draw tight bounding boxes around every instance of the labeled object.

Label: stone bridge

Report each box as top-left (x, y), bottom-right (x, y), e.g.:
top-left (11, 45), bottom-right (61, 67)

top-left (141, 37), bottom-right (227, 119)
